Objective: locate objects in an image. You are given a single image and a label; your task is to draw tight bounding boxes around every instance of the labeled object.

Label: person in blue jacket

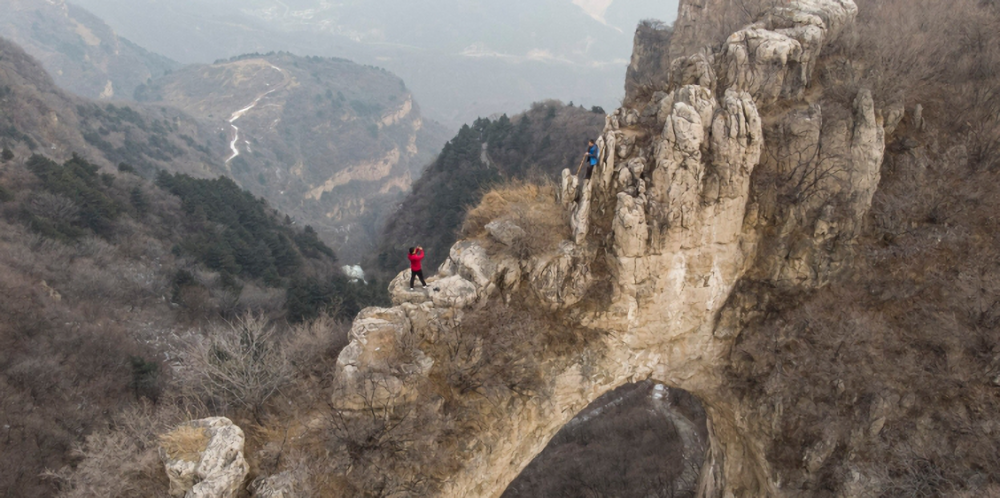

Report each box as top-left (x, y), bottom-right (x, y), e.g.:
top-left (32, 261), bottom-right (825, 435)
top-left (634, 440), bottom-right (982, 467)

top-left (584, 139), bottom-right (599, 180)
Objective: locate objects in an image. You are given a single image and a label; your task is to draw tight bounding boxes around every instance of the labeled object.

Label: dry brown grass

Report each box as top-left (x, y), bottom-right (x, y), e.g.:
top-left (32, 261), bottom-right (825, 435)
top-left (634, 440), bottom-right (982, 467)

top-left (462, 181), bottom-right (570, 259)
top-left (159, 425), bottom-right (210, 463)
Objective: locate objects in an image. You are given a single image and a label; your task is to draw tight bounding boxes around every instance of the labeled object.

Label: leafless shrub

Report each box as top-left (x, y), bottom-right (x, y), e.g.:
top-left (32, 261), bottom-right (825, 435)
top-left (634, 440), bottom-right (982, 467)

top-left (75, 236), bottom-right (118, 265)
top-left (46, 402), bottom-right (181, 498)
top-left (235, 283), bottom-right (286, 317)
top-left (177, 313), bottom-right (292, 419)
top-left (112, 219), bottom-right (169, 261)
top-left (283, 314), bottom-right (351, 377)
top-left (441, 304), bottom-right (544, 401)
top-left (322, 371), bottom-right (451, 497)
top-left (60, 259), bottom-right (127, 306)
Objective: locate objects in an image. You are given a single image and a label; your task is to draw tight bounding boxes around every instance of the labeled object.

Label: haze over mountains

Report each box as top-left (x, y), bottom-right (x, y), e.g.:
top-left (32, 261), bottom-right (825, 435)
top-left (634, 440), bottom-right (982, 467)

top-left (0, 0), bottom-right (179, 101)
top-left (0, 0), bottom-right (681, 260)
top-left (135, 52), bottom-right (448, 262)
top-left (68, 0), bottom-right (680, 126)
top-left (0, 0), bottom-right (452, 262)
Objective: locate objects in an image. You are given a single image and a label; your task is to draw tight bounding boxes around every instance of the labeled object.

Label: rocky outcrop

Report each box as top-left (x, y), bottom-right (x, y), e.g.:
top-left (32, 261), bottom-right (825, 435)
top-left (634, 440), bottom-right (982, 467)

top-left (159, 417), bottom-right (249, 498)
top-left (248, 0), bottom-right (889, 496)
top-left (624, 20), bottom-right (674, 104)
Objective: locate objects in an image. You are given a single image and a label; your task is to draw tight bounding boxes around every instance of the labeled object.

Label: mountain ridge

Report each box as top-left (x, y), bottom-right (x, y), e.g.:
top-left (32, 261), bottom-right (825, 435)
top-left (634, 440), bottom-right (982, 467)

top-left (0, 0), bottom-right (180, 101)
top-left (136, 51), bottom-right (449, 262)
top-left (0, 35), bottom-right (223, 178)
top-left (68, 0), bottom-right (680, 127)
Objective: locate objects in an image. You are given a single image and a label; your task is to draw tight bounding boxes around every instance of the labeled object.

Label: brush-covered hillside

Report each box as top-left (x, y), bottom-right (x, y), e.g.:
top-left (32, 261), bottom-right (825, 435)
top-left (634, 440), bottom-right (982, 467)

top-left (0, 0), bottom-right (179, 101)
top-left (134, 52), bottom-right (450, 262)
top-left (0, 151), bottom-right (382, 497)
top-left (372, 100), bottom-right (605, 276)
top-left (0, 36), bottom-right (223, 177)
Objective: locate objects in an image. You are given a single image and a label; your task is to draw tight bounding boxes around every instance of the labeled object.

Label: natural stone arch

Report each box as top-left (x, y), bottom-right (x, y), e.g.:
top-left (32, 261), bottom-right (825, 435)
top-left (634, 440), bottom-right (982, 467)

top-left (331, 296), bottom-right (780, 497)
top-left (503, 381), bottom-right (708, 498)
top-left (261, 1), bottom-right (885, 496)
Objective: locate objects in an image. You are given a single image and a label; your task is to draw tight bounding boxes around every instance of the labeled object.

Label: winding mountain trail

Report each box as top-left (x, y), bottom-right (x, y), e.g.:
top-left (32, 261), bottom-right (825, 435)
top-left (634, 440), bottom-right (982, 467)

top-left (225, 64), bottom-right (289, 165)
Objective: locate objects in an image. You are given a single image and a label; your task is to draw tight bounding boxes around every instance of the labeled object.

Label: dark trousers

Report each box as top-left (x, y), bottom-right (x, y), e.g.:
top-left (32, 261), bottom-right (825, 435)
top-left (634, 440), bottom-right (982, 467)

top-left (410, 269), bottom-right (426, 288)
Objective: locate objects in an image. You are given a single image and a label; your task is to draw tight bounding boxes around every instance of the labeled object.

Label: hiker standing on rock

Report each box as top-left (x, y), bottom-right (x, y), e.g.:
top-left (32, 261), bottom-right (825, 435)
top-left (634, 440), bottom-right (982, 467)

top-left (408, 246), bottom-right (427, 290)
top-left (577, 139), bottom-right (600, 181)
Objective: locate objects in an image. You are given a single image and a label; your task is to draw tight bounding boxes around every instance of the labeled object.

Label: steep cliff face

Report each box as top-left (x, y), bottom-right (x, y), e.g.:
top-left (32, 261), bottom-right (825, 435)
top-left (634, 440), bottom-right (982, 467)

top-left (191, 0), bottom-right (1000, 496)
top-left (257, 0), bottom-right (878, 496)
top-left (624, 20), bottom-right (674, 105)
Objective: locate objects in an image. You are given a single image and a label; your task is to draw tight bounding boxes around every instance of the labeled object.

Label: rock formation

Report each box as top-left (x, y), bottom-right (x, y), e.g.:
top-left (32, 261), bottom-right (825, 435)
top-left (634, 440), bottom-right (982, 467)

top-left (244, 0), bottom-right (891, 496)
top-left (159, 417), bottom-right (249, 498)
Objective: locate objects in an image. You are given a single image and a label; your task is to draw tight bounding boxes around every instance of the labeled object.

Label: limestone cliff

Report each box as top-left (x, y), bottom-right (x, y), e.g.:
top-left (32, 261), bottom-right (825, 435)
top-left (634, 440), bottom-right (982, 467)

top-left (194, 0), bottom-right (1000, 496)
top-left (244, 1), bottom-right (884, 496)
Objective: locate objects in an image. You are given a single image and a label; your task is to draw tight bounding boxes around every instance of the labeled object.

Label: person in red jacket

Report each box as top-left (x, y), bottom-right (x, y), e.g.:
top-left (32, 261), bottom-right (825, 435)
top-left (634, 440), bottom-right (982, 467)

top-left (408, 246), bottom-right (427, 290)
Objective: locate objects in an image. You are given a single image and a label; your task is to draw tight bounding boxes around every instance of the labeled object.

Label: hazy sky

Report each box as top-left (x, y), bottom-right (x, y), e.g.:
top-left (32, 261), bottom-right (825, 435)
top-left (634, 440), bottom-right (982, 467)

top-left (71, 0), bottom-right (680, 126)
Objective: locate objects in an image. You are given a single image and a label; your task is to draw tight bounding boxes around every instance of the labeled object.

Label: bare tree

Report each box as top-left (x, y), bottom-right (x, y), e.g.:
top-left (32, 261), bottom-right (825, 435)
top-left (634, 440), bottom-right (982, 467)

top-left (322, 371), bottom-right (446, 498)
top-left (177, 312), bottom-right (291, 420)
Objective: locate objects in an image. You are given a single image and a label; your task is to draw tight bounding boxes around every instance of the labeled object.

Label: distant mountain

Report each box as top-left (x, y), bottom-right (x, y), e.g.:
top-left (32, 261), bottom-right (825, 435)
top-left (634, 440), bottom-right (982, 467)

top-left (372, 101), bottom-right (605, 277)
top-left (0, 36), bottom-right (222, 177)
top-left (136, 52), bottom-right (449, 262)
top-left (68, 0), bottom-right (679, 127)
top-left (0, 0), bottom-right (180, 100)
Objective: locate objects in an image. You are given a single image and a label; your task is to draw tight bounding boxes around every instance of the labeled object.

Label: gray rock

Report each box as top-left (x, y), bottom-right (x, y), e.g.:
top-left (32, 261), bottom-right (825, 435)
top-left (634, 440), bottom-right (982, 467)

top-left (485, 220), bottom-right (526, 247)
top-left (160, 417), bottom-right (249, 498)
top-left (912, 103), bottom-right (924, 131)
top-left (389, 270), bottom-right (432, 305)
top-left (250, 472), bottom-right (297, 498)
top-left (429, 275), bottom-right (479, 308)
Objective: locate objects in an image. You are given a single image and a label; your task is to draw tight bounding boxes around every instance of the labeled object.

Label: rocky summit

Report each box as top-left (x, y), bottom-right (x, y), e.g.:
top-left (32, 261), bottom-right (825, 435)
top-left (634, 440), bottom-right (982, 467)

top-left (246, 0), bottom-right (880, 495)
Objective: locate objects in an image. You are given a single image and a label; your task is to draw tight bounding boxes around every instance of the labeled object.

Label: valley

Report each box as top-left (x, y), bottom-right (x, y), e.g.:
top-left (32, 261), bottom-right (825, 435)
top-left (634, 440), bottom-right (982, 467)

top-left (68, 0), bottom-right (680, 127)
top-left (224, 63), bottom-right (288, 165)
top-left (134, 52), bottom-right (448, 262)
top-left (3, 0), bottom-right (999, 497)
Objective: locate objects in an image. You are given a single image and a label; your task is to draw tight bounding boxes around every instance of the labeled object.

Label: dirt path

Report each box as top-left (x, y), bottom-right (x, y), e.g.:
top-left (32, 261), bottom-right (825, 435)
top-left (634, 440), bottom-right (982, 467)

top-left (225, 64), bottom-right (289, 165)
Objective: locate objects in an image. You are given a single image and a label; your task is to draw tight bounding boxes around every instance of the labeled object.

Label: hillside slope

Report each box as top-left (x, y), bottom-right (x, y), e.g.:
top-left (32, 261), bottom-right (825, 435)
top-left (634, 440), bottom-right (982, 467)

top-left (0, 0), bottom-right (179, 100)
top-left (136, 53), bottom-right (449, 262)
top-left (0, 152), bottom-right (381, 496)
top-left (0, 36), bottom-right (223, 177)
top-left (373, 101), bottom-right (605, 275)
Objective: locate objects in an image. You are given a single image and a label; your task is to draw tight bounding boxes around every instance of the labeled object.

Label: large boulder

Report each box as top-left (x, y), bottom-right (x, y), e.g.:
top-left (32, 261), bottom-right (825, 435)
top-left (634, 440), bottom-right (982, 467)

top-left (159, 417), bottom-right (249, 498)
top-left (430, 275), bottom-right (480, 308)
top-left (389, 269), bottom-right (433, 305)
top-left (485, 220), bottom-right (526, 247)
